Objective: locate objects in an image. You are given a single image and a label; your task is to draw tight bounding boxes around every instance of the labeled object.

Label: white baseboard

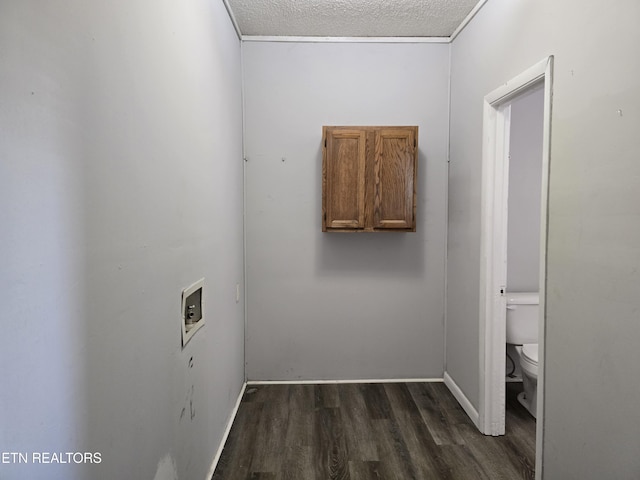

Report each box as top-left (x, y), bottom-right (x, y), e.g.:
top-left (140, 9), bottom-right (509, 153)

top-left (246, 378), bottom-right (444, 385)
top-left (205, 381), bottom-right (247, 480)
top-left (443, 371), bottom-right (479, 426)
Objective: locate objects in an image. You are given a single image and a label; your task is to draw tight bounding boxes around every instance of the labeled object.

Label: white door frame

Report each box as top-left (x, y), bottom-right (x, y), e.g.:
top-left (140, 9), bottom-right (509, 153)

top-left (478, 56), bottom-right (553, 478)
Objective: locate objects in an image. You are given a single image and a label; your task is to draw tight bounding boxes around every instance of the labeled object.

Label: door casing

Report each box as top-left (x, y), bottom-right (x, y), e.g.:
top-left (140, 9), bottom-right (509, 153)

top-left (478, 56), bottom-right (553, 480)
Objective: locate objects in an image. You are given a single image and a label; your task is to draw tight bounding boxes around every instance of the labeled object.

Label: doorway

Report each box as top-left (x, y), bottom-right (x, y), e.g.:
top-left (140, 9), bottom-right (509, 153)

top-left (478, 57), bottom-right (553, 479)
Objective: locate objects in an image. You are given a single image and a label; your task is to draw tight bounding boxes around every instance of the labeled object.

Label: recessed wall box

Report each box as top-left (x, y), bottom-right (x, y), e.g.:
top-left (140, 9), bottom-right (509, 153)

top-left (181, 278), bottom-right (205, 347)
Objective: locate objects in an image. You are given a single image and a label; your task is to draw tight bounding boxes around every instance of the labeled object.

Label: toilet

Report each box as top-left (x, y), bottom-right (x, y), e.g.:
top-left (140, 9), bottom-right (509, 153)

top-left (505, 292), bottom-right (539, 418)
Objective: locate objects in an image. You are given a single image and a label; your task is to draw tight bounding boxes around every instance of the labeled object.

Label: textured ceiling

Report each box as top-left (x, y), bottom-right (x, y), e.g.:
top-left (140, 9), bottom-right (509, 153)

top-left (226, 0), bottom-right (482, 38)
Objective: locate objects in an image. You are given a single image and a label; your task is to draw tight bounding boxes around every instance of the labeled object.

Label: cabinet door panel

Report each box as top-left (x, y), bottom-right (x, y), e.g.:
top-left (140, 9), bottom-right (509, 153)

top-left (373, 128), bottom-right (416, 230)
top-left (323, 129), bottom-right (366, 230)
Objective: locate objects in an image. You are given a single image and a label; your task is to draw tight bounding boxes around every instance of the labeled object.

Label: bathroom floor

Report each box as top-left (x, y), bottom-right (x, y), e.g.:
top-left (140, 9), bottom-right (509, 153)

top-left (213, 381), bottom-right (536, 480)
top-left (506, 381), bottom-right (536, 423)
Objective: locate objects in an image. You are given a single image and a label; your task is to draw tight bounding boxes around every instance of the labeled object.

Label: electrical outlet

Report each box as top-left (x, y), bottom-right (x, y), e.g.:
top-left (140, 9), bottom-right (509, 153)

top-left (181, 278), bottom-right (205, 347)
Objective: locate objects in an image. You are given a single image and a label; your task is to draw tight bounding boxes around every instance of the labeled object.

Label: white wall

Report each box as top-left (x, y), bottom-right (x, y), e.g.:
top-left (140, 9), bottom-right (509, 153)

top-left (447, 0), bottom-right (640, 477)
top-left (243, 41), bottom-right (449, 380)
top-left (507, 86), bottom-right (544, 292)
top-left (0, 1), bottom-right (244, 479)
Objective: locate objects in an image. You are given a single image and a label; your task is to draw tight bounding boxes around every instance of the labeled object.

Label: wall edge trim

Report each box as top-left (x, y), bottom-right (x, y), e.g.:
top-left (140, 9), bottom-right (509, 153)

top-left (450, 0), bottom-right (488, 42)
top-left (241, 35), bottom-right (450, 44)
top-left (246, 378), bottom-right (444, 385)
top-left (222, 0), bottom-right (242, 40)
top-left (205, 381), bottom-right (248, 480)
top-left (443, 372), bottom-right (479, 426)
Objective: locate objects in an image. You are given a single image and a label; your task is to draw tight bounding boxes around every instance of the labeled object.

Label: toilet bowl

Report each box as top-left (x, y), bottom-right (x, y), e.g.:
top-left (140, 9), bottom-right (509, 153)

top-left (516, 343), bottom-right (538, 418)
top-left (505, 292), bottom-right (539, 419)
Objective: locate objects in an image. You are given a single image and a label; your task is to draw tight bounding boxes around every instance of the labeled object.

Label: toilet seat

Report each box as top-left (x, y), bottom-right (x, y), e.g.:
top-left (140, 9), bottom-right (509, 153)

top-left (522, 343), bottom-right (538, 363)
top-left (520, 343), bottom-right (538, 377)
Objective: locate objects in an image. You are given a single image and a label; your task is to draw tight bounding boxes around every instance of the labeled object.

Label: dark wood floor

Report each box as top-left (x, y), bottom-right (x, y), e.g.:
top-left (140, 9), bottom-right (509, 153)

top-left (213, 381), bottom-right (535, 480)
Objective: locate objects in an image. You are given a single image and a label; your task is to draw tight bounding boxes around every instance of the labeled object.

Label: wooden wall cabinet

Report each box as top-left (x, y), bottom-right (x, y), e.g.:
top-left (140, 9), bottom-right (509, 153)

top-left (322, 126), bottom-right (418, 232)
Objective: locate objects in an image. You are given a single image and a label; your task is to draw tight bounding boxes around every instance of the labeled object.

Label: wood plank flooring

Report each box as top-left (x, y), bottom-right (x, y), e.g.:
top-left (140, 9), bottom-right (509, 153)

top-left (212, 382), bottom-right (535, 480)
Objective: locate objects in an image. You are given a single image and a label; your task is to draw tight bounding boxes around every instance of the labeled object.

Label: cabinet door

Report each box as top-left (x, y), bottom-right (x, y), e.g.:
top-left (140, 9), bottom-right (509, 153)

top-left (323, 128), bottom-right (367, 231)
top-left (373, 127), bottom-right (417, 230)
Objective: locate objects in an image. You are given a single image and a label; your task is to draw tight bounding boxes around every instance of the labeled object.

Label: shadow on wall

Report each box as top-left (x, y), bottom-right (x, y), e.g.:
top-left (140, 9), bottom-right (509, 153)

top-left (314, 147), bottom-right (427, 278)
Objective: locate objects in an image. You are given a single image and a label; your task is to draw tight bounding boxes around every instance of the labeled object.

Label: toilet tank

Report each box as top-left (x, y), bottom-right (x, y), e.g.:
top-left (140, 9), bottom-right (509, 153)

top-left (505, 292), bottom-right (539, 345)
